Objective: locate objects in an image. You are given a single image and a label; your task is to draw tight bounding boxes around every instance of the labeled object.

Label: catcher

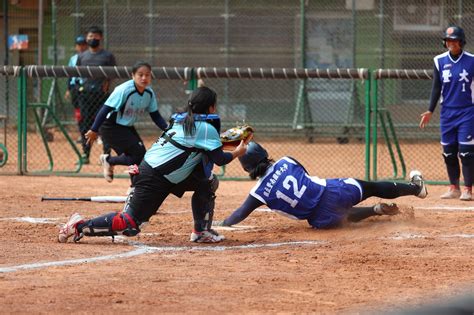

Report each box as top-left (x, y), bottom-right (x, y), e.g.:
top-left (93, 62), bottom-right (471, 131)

top-left (58, 87), bottom-right (253, 244)
top-left (215, 142), bottom-right (427, 229)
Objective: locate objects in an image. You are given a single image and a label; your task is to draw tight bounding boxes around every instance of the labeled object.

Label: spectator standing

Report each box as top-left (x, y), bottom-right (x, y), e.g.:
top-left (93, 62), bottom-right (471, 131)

top-left (76, 26), bottom-right (117, 164)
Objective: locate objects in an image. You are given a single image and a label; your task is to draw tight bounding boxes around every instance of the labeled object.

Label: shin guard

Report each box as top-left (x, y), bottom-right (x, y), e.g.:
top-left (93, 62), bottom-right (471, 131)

top-left (459, 145), bottom-right (474, 187)
top-left (442, 144), bottom-right (460, 186)
top-left (78, 212), bottom-right (139, 238)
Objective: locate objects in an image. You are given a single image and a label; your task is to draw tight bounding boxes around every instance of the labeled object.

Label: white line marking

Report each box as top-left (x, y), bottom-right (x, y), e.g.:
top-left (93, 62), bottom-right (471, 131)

top-left (0, 247), bottom-right (152, 273)
top-left (255, 207), bottom-right (273, 212)
top-left (415, 206), bottom-right (474, 211)
top-left (212, 225), bottom-right (256, 231)
top-left (385, 233), bottom-right (474, 240)
top-left (0, 217), bottom-right (60, 224)
top-left (440, 234), bottom-right (474, 239)
top-left (0, 240), bottom-right (325, 273)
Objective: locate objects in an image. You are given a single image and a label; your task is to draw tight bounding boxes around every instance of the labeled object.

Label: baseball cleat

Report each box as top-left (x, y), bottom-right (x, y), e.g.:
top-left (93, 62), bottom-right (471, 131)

top-left (409, 170), bottom-right (427, 199)
top-left (373, 203), bottom-right (399, 215)
top-left (440, 188), bottom-right (461, 199)
top-left (190, 229), bottom-right (225, 243)
top-left (99, 154), bottom-right (114, 183)
top-left (460, 189), bottom-right (472, 201)
top-left (58, 213), bottom-right (84, 243)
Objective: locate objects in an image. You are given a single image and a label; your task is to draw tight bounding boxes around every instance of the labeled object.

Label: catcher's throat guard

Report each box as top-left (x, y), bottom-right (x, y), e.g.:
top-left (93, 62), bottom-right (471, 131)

top-left (170, 112), bottom-right (221, 133)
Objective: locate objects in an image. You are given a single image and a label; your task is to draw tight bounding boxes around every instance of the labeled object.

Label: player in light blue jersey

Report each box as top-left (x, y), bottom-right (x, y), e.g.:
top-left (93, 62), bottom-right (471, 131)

top-left (419, 25), bottom-right (474, 200)
top-left (59, 87), bottom-right (250, 244)
top-left (64, 36), bottom-right (88, 141)
top-left (85, 61), bottom-right (168, 184)
top-left (216, 142), bottom-right (427, 230)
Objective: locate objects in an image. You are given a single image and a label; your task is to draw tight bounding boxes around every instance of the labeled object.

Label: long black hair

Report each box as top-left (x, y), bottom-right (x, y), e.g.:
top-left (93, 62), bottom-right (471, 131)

top-left (248, 159), bottom-right (274, 180)
top-left (183, 87), bottom-right (217, 136)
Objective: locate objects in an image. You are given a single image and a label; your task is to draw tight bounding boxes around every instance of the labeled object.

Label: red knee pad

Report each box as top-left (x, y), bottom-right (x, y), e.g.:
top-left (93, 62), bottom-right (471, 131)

top-left (111, 213), bottom-right (137, 231)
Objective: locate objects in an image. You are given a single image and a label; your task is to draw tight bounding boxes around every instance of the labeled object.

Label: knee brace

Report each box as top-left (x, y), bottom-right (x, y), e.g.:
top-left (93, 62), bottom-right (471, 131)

top-left (459, 145), bottom-right (474, 167)
top-left (80, 212), bottom-right (140, 238)
top-left (442, 144), bottom-right (459, 166)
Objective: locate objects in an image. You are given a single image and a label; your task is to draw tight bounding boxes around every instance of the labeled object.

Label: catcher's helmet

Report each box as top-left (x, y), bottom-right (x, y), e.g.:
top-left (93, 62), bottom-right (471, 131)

top-left (443, 25), bottom-right (466, 48)
top-left (238, 141), bottom-right (268, 173)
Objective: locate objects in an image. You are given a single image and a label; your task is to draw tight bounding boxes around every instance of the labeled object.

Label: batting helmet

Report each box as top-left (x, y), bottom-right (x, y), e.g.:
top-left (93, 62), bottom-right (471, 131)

top-left (238, 141), bottom-right (269, 173)
top-left (75, 35), bottom-right (86, 45)
top-left (443, 25), bottom-right (466, 48)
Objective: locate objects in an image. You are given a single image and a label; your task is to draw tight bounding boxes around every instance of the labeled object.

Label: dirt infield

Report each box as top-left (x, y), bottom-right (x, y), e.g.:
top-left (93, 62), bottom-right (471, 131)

top-left (0, 175), bottom-right (473, 313)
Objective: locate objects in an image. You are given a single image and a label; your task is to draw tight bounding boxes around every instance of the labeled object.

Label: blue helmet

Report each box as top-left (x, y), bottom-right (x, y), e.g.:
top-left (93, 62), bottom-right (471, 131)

top-left (238, 142), bottom-right (269, 173)
top-left (443, 25), bottom-right (466, 47)
top-left (75, 35), bottom-right (86, 45)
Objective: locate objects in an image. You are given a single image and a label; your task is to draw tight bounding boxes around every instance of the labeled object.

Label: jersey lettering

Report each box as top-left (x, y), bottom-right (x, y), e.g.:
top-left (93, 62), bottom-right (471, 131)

top-left (459, 69), bottom-right (469, 82)
top-left (250, 157), bottom-right (326, 219)
top-left (442, 69), bottom-right (452, 83)
top-left (435, 51), bottom-right (474, 107)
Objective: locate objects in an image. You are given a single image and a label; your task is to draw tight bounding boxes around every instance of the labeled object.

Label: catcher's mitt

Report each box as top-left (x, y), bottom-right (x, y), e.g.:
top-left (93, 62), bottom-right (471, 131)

top-left (220, 124), bottom-right (254, 150)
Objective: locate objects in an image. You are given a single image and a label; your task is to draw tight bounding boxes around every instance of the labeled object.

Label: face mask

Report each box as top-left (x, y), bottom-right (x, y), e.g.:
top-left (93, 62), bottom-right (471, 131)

top-left (87, 39), bottom-right (100, 48)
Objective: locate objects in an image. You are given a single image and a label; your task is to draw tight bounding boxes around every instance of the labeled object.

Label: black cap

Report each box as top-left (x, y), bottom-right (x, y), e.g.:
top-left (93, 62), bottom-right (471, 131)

top-left (75, 36), bottom-right (86, 45)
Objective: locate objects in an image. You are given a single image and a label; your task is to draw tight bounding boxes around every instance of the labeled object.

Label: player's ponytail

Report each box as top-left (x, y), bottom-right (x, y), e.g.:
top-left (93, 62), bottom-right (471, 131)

top-left (249, 159), bottom-right (273, 180)
top-left (184, 87), bottom-right (217, 136)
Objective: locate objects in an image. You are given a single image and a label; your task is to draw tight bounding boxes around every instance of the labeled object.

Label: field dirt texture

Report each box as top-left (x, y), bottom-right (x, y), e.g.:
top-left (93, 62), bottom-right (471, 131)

top-left (0, 176), bottom-right (473, 314)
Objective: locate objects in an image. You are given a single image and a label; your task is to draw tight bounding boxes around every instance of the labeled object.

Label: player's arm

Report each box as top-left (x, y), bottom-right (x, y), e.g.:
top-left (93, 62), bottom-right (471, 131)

top-left (218, 195), bottom-right (264, 226)
top-left (149, 111), bottom-right (168, 131)
top-left (428, 65), bottom-right (441, 113)
top-left (206, 141), bottom-right (247, 166)
top-left (85, 105), bottom-right (114, 144)
top-left (420, 64), bottom-right (441, 128)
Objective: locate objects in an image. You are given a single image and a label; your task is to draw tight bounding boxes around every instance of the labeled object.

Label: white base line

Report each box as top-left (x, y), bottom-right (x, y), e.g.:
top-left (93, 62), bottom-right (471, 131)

top-left (0, 240), bottom-right (325, 274)
top-left (415, 206), bottom-right (474, 211)
top-left (0, 217), bottom-right (61, 224)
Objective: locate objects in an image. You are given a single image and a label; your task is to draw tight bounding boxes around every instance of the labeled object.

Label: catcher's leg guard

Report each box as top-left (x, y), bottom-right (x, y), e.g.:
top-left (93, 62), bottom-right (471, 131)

top-left (77, 212), bottom-right (139, 238)
top-left (192, 175), bottom-right (218, 231)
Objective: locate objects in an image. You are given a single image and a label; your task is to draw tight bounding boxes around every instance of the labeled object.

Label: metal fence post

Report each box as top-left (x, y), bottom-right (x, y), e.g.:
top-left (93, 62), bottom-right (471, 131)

top-left (364, 70), bottom-right (371, 181)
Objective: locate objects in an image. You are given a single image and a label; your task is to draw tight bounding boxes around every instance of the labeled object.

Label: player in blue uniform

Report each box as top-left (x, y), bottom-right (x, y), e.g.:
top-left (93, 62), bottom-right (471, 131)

top-left (216, 142), bottom-right (427, 229)
top-left (85, 61), bottom-right (168, 184)
top-left (58, 87), bottom-right (250, 243)
top-left (419, 25), bottom-right (474, 201)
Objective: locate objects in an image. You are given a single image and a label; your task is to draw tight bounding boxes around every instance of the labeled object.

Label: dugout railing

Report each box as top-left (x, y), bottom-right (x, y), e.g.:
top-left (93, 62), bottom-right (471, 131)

top-left (2, 65), bottom-right (448, 184)
top-left (5, 65), bottom-right (374, 180)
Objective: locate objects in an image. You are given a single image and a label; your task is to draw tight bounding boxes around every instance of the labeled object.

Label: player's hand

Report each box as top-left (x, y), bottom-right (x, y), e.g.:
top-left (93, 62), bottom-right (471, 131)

top-left (232, 140), bottom-right (248, 159)
top-left (64, 90), bottom-right (71, 101)
top-left (419, 111), bottom-right (432, 129)
top-left (85, 130), bottom-right (98, 145)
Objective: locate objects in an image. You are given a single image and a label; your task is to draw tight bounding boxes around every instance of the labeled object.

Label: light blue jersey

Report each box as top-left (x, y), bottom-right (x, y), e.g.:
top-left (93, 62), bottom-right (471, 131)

top-left (144, 121), bottom-right (222, 183)
top-left (67, 54), bottom-right (83, 86)
top-left (104, 79), bottom-right (158, 126)
top-left (250, 157), bottom-right (327, 220)
top-left (434, 51), bottom-right (474, 108)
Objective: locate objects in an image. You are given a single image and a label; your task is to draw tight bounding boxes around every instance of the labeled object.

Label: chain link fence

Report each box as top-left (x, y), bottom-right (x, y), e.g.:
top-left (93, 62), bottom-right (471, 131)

top-left (2, 0), bottom-right (474, 182)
